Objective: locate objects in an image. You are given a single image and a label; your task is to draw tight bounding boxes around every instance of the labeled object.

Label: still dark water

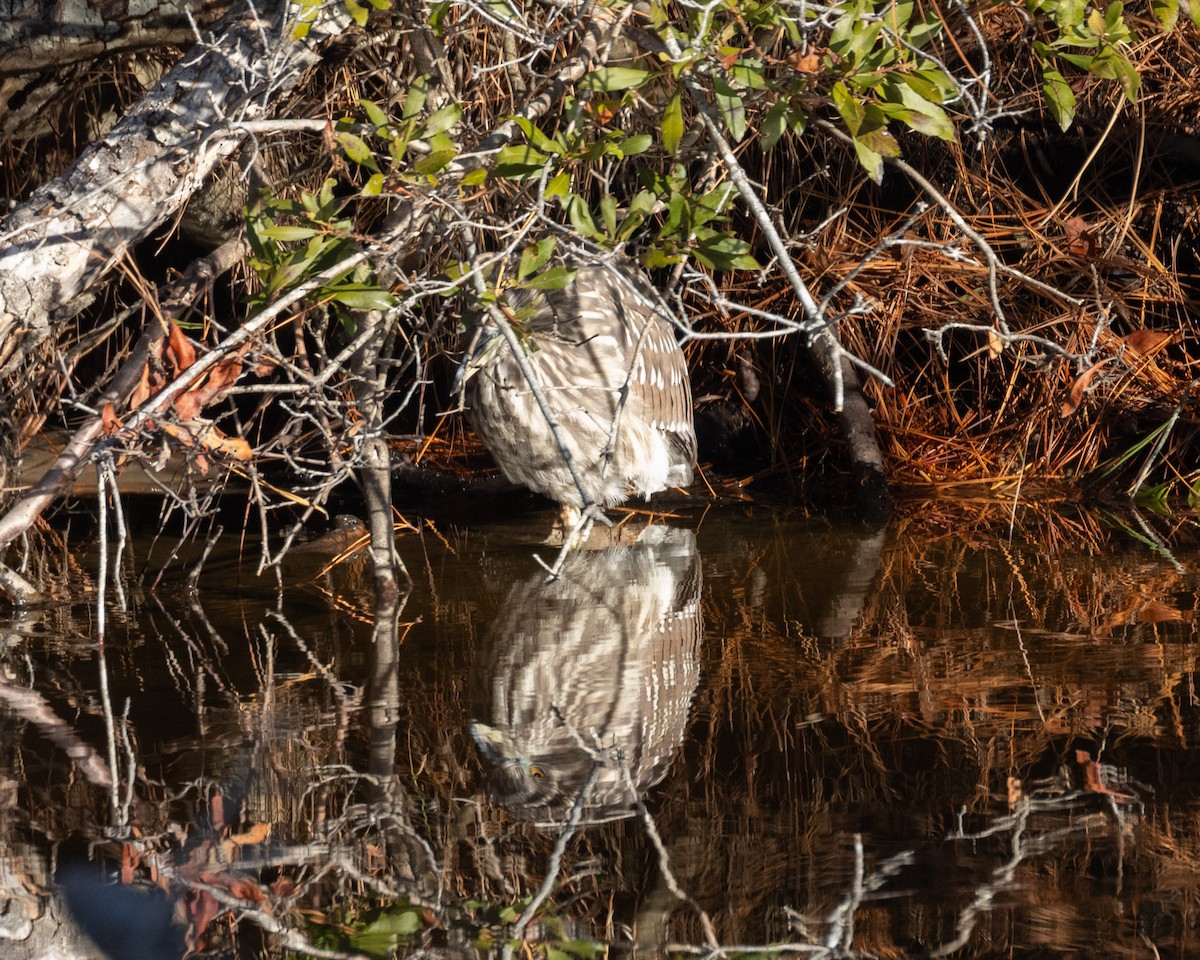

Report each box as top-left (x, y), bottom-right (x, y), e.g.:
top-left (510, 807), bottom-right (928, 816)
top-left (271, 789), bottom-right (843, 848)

top-left (2, 496), bottom-right (1200, 959)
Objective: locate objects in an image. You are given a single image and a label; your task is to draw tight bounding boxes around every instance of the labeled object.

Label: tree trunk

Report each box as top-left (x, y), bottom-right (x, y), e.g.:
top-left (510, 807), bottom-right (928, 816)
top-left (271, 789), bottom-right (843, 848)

top-left (0, 0), bottom-right (330, 380)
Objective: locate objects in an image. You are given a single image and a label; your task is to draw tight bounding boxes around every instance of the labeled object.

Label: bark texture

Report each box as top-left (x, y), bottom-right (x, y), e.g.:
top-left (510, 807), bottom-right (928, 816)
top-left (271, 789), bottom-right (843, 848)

top-left (0, 0), bottom-right (323, 380)
top-left (0, 0), bottom-right (234, 76)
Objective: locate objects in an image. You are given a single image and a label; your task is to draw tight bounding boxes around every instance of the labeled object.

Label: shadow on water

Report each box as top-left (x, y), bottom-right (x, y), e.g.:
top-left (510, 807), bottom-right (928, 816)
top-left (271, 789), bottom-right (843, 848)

top-left (1, 498), bottom-right (1199, 957)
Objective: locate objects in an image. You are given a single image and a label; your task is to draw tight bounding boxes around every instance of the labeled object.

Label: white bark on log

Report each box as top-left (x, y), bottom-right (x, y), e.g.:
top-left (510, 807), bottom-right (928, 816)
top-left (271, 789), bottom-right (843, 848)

top-left (0, 1), bottom-right (327, 379)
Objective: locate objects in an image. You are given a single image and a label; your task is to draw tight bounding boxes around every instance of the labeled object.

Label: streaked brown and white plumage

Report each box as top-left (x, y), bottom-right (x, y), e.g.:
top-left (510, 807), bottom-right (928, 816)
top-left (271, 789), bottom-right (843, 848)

top-left (462, 260), bottom-right (696, 519)
top-left (472, 526), bottom-right (703, 825)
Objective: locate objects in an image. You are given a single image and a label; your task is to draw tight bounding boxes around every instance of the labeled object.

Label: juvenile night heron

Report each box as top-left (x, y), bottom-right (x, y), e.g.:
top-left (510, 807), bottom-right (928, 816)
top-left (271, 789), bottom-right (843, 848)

top-left (461, 259), bottom-right (696, 529)
top-left (472, 526), bottom-right (703, 825)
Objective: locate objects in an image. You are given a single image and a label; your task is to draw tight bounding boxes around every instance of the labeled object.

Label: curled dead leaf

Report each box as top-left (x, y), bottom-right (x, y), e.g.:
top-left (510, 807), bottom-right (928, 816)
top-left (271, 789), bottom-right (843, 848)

top-left (158, 421), bottom-right (253, 461)
top-left (788, 50), bottom-right (822, 73)
top-left (1060, 358), bottom-right (1112, 418)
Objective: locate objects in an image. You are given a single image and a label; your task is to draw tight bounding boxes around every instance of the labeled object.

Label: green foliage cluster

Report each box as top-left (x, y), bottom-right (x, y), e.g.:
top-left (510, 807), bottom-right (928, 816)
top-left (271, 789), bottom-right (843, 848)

top-left (248, 0), bottom-right (1197, 341)
top-left (302, 897), bottom-right (605, 959)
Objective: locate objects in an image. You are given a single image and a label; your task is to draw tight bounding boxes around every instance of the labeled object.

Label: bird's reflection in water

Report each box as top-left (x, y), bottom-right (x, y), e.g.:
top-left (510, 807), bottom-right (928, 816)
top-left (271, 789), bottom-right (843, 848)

top-left (473, 526), bottom-right (702, 826)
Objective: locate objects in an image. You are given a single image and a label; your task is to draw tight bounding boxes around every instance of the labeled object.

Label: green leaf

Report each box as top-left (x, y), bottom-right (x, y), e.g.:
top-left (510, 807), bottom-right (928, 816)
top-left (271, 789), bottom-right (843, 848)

top-left (344, 0), bottom-right (369, 26)
top-left (1106, 51), bottom-right (1141, 101)
top-left (512, 117), bottom-right (565, 155)
top-left (481, 0), bottom-right (522, 26)
top-left (599, 195), bottom-right (618, 237)
top-left (401, 76), bottom-right (431, 120)
top-left (693, 232), bottom-right (759, 270)
top-left (578, 67), bottom-right (650, 91)
top-left (831, 81), bottom-right (864, 135)
top-left (628, 189), bottom-right (657, 219)
top-left (1055, 52), bottom-right (1096, 74)
top-left (361, 173), bottom-right (385, 196)
top-left (562, 194), bottom-right (604, 240)
top-left (694, 182), bottom-right (736, 227)
top-left (545, 171), bottom-right (570, 197)
top-left (460, 167), bottom-right (488, 187)
top-left (518, 266), bottom-right (578, 291)
top-left (713, 76), bottom-right (746, 142)
top-left (337, 131), bottom-right (378, 169)
top-left (350, 908), bottom-right (423, 954)
top-left (260, 226), bottom-right (320, 242)
top-left (662, 92), bottom-right (684, 154)
top-left (618, 134), bottom-right (653, 156)
top-left (1041, 67), bottom-right (1076, 130)
top-left (329, 286), bottom-right (396, 311)
top-left (853, 138), bottom-right (885, 184)
top-left (1103, 1), bottom-right (1126, 31)
top-left (761, 99), bottom-right (789, 151)
top-left (360, 99), bottom-right (389, 128)
top-left (887, 78), bottom-right (956, 140)
top-left (413, 149), bottom-right (456, 175)
top-left (887, 0), bottom-right (915, 29)
top-left (492, 144), bottom-right (552, 178)
top-left (423, 103), bottom-right (462, 136)
top-left (517, 238), bottom-right (556, 280)
top-left (729, 58), bottom-right (768, 89)
top-left (906, 11), bottom-right (945, 48)
top-left (1057, 0), bottom-right (1087, 25)
top-left (1151, 0), bottom-right (1178, 29)
top-left (858, 124), bottom-right (901, 158)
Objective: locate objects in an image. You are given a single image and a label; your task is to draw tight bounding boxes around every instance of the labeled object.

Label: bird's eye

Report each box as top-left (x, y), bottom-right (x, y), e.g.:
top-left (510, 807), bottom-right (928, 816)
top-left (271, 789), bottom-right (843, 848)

top-left (529, 765), bottom-right (546, 780)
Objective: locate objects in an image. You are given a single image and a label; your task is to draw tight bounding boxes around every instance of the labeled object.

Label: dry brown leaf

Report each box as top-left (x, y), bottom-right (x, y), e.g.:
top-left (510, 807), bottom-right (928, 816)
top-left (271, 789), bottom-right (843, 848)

top-left (789, 50), bottom-right (822, 73)
top-left (1134, 599), bottom-right (1183, 623)
top-left (158, 421), bottom-right (253, 461)
top-left (199, 871), bottom-right (268, 904)
top-left (173, 389), bottom-right (204, 422)
top-left (101, 402), bottom-right (122, 436)
top-left (1074, 750), bottom-right (1135, 801)
top-left (129, 364), bottom-right (152, 410)
top-left (271, 876), bottom-right (298, 898)
top-left (229, 823), bottom-right (271, 846)
top-left (120, 842), bottom-right (138, 886)
top-left (209, 791), bottom-right (227, 832)
top-left (1063, 216), bottom-right (1097, 256)
top-left (166, 321), bottom-right (196, 374)
top-left (1060, 358), bottom-right (1112, 417)
top-left (987, 329), bottom-right (1004, 359)
top-left (1122, 329), bottom-right (1173, 356)
top-left (251, 357), bottom-right (277, 378)
top-left (186, 888), bottom-right (221, 944)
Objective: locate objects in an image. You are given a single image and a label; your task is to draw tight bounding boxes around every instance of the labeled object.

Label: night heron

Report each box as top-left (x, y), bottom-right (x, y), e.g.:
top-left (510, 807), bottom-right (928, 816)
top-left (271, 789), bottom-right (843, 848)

top-left (472, 526), bottom-right (702, 824)
top-left (461, 259), bottom-right (696, 532)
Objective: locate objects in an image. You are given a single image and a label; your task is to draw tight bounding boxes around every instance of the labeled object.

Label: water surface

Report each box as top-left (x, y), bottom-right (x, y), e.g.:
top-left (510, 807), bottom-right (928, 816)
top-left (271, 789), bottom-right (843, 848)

top-left (1, 498), bottom-right (1197, 959)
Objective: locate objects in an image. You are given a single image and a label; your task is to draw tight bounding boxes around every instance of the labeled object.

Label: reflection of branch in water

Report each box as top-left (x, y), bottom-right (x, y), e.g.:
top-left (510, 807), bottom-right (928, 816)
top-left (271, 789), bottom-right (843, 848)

top-left (663, 768), bottom-right (1138, 959)
top-left (930, 779), bottom-right (1138, 959)
top-left (502, 759), bottom-right (604, 960)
